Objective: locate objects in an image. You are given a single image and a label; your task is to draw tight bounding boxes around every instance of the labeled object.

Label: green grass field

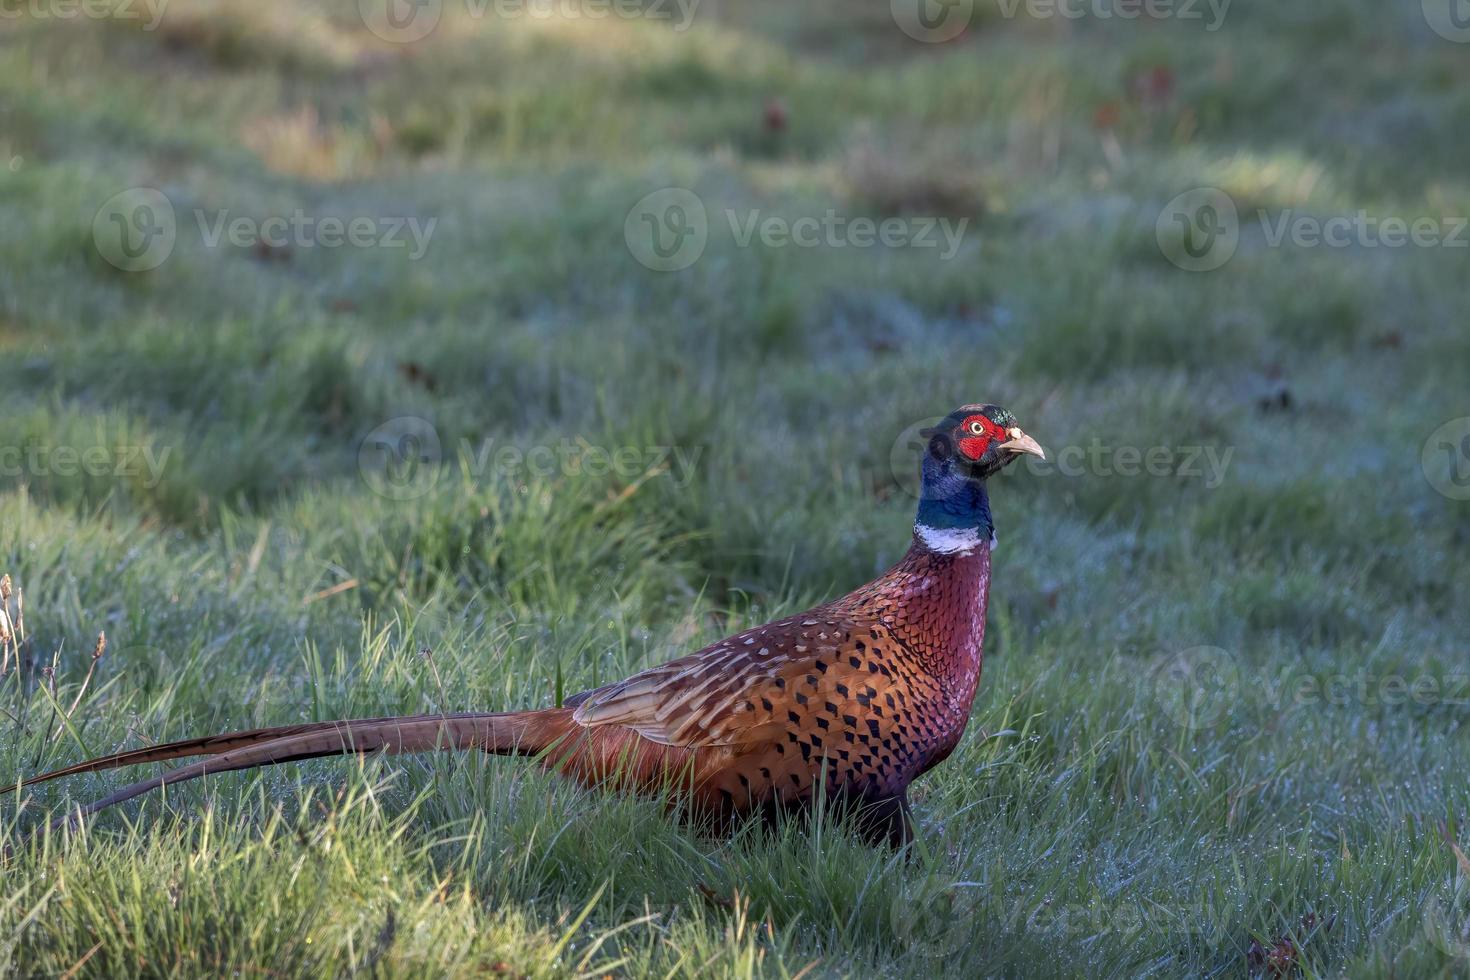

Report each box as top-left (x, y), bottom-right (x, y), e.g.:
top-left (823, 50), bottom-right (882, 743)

top-left (2, 1), bottom-right (1470, 975)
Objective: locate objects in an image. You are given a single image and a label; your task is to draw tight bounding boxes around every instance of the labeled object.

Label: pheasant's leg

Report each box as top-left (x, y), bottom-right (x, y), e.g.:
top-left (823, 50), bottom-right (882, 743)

top-left (853, 794), bottom-right (915, 849)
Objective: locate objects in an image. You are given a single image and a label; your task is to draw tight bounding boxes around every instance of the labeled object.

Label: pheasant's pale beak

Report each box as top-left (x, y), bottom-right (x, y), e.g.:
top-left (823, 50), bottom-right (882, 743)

top-left (998, 428), bottom-right (1045, 460)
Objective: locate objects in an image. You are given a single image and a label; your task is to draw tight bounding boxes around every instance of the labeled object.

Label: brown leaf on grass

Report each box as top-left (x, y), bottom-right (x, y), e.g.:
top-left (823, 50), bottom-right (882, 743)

top-left (696, 882), bottom-right (735, 909)
top-left (252, 240), bottom-right (291, 264)
top-left (1452, 840), bottom-right (1470, 878)
top-left (1247, 913), bottom-right (1335, 978)
top-left (1246, 937), bottom-right (1294, 977)
top-left (397, 361), bottom-right (438, 392)
top-left (763, 97), bottom-right (788, 134)
top-left (1093, 102), bottom-right (1121, 130)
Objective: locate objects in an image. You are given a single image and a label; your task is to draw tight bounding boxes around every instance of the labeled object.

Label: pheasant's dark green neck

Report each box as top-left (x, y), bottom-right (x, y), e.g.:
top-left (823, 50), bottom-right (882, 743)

top-left (913, 455), bottom-right (993, 554)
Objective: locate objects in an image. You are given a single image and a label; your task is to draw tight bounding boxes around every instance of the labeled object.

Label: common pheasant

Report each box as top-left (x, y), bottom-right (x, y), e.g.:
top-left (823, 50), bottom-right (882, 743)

top-left (10, 404), bottom-right (1043, 847)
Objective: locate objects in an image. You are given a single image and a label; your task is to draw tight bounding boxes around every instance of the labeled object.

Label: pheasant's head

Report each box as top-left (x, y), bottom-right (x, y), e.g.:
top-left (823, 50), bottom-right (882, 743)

top-left (913, 403), bottom-right (1044, 551)
top-left (922, 403), bottom-right (1045, 481)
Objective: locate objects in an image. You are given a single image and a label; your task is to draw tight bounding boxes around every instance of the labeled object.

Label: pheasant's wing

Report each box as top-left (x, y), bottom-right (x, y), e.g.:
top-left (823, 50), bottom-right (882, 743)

top-left (570, 612), bottom-right (920, 750)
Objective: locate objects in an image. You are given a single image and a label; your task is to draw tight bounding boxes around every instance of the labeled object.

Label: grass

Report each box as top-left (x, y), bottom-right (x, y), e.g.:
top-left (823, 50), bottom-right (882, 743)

top-left (2, 0), bottom-right (1469, 975)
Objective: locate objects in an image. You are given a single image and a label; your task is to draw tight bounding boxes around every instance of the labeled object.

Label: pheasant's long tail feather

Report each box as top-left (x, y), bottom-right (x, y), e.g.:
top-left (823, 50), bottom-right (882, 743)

top-left (12, 710), bottom-right (577, 829)
top-left (5, 714), bottom-right (436, 792)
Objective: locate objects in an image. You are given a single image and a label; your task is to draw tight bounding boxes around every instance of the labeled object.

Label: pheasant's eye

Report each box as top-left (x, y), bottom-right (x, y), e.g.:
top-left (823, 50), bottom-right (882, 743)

top-left (967, 421), bottom-right (986, 436)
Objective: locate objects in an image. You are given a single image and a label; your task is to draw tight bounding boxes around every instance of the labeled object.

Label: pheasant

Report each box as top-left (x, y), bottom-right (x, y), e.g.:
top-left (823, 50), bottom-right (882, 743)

top-left (9, 404), bottom-right (1043, 847)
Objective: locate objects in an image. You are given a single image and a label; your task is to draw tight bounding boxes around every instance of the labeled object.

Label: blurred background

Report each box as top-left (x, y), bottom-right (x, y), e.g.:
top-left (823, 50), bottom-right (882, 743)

top-left (2, 1), bottom-right (1470, 976)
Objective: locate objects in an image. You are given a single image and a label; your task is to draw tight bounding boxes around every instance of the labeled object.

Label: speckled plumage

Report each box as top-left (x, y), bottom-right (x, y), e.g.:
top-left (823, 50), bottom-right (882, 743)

top-left (557, 538), bottom-right (991, 824)
top-left (9, 404), bottom-right (1041, 847)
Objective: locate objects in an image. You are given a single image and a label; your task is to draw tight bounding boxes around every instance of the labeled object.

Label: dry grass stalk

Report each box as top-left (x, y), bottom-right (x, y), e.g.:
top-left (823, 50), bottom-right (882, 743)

top-left (0, 573), bottom-right (15, 677)
top-left (14, 583), bottom-right (23, 663)
top-left (53, 632), bottom-right (107, 744)
top-left (0, 605), bottom-right (10, 677)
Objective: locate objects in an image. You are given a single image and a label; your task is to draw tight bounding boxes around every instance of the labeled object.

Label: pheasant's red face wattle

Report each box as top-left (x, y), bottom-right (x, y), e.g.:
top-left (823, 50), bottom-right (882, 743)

top-left (956, 414), bottom-right (1008, 461)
